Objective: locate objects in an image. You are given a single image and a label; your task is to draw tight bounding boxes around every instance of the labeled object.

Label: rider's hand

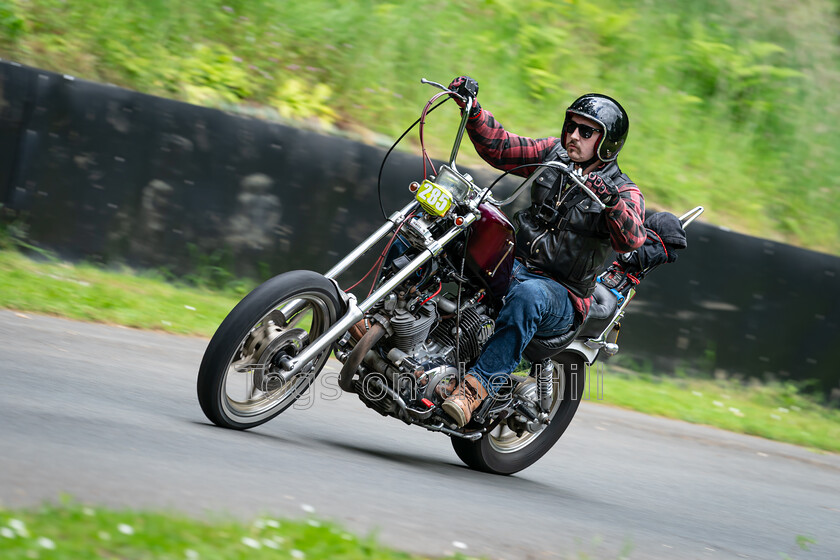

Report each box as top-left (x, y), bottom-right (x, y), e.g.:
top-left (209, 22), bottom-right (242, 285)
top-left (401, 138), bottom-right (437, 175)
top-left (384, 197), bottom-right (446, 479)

top-left (448, 75), bottom-right (481, 117)
top-left (584, 172), bottom-right (620, 208)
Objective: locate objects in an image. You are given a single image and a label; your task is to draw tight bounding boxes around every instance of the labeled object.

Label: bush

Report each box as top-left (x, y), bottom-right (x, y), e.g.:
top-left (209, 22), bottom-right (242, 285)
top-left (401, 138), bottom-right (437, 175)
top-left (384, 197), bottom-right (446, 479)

top-left (2, 0), bottom-right (839, 253)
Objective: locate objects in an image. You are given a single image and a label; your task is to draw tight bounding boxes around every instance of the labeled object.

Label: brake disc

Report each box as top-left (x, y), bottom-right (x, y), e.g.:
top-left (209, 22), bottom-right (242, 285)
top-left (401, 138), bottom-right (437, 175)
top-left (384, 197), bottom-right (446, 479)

top-left (237, 326), bottom-right (310, 393)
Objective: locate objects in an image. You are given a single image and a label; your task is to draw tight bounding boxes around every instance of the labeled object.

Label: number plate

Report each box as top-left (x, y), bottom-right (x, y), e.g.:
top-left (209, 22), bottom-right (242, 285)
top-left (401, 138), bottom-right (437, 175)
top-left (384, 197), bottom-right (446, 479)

top-left (415, 181), bottom-right (453, 217)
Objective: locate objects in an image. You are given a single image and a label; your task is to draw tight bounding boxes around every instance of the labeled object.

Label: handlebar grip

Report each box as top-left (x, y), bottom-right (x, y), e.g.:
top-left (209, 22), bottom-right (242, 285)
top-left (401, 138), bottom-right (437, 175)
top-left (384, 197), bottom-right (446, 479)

top-left (566, 172), bottom-right (606, 211)
top-left (544, 161), bottom-right (606, 211)
top-left (421, 78), bottom-right (470, 105)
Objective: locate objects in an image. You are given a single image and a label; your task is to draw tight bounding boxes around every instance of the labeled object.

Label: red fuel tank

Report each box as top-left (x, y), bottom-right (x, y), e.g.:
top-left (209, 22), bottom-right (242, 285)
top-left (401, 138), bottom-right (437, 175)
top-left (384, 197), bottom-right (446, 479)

top-left (466, 203), bottom-right (516, 298)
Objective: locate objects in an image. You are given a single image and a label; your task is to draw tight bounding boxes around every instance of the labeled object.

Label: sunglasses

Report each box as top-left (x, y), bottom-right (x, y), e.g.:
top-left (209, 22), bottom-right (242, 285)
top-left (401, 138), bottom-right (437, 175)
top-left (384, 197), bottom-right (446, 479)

top-left (564, 120), bottom-right (602, 139)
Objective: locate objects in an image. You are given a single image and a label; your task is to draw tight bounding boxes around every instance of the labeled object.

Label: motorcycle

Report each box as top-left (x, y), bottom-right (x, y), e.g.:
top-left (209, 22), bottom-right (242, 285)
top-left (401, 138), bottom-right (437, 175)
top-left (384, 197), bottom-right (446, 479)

top-left (197, 79), bottom-right (704, 475)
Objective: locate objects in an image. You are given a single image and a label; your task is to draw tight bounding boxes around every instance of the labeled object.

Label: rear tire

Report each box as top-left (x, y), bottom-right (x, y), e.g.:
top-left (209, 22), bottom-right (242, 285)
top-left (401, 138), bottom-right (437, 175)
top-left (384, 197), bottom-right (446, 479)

top-left (451, 353), bottom-right (586, 475)
top-left (197, 270), bottom-right (345, 430)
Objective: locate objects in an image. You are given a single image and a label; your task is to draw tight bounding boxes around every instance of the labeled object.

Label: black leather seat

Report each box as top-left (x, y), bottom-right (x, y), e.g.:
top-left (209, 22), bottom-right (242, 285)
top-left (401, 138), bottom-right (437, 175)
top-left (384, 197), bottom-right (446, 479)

top-left (522, 283), bottom-right (619, 362)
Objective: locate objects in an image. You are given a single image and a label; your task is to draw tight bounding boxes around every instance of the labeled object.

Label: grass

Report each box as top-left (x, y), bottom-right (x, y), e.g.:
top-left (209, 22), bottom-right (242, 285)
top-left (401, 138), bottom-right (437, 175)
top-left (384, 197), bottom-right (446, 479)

top-left (0, 250), bottom-right (243, 337)
top-left (1, 0), bottom-right (840, 254)
top-left (0, 250), bottom-right (834, 558)
top-left (597, 365), bottom-right (840, 453)
top-left (0, 502), bottom-right (820, 560)
top-left (0, 501), bottom-right (465, 560)
top-left (1, 247), bottom-right (838, 454)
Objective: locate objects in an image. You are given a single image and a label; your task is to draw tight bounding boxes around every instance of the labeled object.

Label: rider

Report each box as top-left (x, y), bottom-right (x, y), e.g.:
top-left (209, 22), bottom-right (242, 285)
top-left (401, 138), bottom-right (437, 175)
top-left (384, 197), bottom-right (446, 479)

top-left (441, 76), bottom-right (647, 428)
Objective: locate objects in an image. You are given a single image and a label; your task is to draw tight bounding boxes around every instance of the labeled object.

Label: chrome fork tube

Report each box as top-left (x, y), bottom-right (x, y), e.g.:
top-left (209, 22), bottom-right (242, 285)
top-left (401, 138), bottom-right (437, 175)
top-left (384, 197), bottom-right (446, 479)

top-left (282, 213), bottom-right (477, 379)
top-left (324, 200), bottom-right (419, 280)
top-left (278, 200), bottom-right (419, 321)
top-left (448, 98), bottom-right (473, 174)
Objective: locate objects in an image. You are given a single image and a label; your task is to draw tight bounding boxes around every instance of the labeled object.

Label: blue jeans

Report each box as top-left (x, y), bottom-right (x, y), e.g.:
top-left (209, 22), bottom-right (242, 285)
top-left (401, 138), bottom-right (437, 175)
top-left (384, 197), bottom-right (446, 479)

top-left (469, 261), bottom-right (575, 392)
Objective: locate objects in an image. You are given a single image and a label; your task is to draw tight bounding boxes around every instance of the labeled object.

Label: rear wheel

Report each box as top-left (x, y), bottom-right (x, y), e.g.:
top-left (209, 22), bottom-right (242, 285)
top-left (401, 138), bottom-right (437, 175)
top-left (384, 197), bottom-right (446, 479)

top-left (197, 270), bottom-right (345, 430)
top-left (451, 353), bottom-right (586, 475)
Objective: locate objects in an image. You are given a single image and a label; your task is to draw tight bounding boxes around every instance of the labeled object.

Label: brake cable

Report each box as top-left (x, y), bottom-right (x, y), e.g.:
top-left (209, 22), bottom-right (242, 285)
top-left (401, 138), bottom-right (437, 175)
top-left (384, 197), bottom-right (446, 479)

top-left (344, 209), bottom-right (416, 293)
top-left (376, 97), bottom-right (449, 219)
top-left (365, 210), bottom-right (417, 298)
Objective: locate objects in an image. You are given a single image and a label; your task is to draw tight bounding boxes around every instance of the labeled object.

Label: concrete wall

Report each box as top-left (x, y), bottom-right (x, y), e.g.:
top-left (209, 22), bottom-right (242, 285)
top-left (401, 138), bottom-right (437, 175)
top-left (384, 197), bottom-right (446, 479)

top-left (2, 61), bottom-right (838, 397)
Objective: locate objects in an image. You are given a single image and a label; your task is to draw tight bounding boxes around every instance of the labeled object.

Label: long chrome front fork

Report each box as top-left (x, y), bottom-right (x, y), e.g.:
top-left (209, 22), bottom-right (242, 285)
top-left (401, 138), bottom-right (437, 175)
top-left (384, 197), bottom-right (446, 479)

top-left (275, 200), bottom-right (417, 336)
top-left (279, 205), bottom-right (477, 380)
top-left (323, 200), bottom-right (419, 280)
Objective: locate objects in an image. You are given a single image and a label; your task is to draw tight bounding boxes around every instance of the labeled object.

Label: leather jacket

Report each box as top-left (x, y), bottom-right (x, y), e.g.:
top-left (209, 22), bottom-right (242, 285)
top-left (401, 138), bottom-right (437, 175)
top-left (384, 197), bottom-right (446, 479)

top-left (513, 142), bottom-right (636, 298)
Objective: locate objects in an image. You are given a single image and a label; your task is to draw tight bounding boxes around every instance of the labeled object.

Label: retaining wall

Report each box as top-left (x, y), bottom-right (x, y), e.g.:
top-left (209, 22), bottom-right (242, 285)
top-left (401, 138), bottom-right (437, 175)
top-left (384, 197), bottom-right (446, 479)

top-left (2, 61), bottom-right (838, 396)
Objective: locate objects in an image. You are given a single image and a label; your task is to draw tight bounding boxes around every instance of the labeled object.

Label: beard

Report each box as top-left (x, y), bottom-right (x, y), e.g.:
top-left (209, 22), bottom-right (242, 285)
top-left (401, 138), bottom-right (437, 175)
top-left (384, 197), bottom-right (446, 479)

top-left (566, 142), bottom-right (585, 162)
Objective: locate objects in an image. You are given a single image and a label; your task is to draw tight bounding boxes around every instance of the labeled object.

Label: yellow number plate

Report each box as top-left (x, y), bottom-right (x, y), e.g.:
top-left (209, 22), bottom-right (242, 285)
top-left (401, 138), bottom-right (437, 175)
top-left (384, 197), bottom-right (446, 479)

top-left (415, 181), bottom-right (453, 216)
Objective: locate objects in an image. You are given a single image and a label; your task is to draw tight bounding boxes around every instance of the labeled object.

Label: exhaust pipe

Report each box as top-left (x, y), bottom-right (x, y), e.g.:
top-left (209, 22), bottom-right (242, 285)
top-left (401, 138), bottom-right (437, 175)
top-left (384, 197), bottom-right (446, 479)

top-left (338, 322), bottom-right (386, 392)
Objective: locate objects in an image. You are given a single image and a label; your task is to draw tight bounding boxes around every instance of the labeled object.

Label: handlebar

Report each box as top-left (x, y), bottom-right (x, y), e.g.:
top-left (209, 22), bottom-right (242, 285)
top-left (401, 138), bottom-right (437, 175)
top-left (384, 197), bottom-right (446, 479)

top-left (420, 78), bottom-right (604, 211)
top-left (420, 78), bottom-right (470, 104)
top-left (493, 161), bottom-right (606, 211)
top-left (421, 78), bottom-right (473, 174)
top-left (560, 163), bottom-right (607, 211)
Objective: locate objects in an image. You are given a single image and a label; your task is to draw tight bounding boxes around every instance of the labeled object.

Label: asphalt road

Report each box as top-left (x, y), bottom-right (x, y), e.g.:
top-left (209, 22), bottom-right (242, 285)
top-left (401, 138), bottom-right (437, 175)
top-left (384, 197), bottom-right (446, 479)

top-left (1, 310), bottom-right (839, 559)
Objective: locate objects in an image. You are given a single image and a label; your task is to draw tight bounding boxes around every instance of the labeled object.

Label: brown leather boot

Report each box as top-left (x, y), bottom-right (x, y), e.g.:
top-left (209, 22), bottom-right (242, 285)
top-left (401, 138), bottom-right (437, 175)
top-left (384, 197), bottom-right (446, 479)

top-left (434, 376), bottom-right (457, 399)
top-left (442, 374), bottom-right (488, 428)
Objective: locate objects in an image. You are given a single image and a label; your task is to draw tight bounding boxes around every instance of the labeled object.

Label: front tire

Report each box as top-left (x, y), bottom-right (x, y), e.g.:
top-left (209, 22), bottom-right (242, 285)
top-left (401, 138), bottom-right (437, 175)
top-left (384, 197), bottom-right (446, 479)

top-left (197, 270), bottom-right (345, 430)
top-left (451, 353), bottom-right (586, 475)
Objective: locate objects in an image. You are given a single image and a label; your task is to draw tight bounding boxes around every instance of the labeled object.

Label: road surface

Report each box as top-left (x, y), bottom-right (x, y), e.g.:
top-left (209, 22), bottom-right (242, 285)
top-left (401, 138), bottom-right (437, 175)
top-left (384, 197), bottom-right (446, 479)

top-left (1, 310), bottom-right (838, 559)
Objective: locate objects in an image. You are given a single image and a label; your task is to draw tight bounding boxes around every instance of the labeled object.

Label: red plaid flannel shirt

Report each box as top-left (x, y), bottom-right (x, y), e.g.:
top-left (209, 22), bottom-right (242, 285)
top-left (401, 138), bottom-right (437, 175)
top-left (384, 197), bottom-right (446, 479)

top-left (465, 108), bottom-right (646, 318)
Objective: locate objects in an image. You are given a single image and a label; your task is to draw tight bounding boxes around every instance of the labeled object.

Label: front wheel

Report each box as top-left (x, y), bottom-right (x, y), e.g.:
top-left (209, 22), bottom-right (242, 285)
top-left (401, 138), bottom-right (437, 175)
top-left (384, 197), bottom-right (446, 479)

top-left (197, 270), bottom-right (345, 430)
top-left (451, 353), bottom-right (587, 475)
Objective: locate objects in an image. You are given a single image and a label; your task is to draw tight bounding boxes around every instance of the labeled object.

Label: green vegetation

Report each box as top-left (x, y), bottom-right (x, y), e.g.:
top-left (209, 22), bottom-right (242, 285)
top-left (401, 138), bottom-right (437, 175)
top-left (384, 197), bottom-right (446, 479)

top-left (0, 501), bottom-right (462, 560)
top-left (2, 248), bottom-right (838, 453)
top-left (599, 365), bottom-right (840, 453)
top-left (1, 0), bottom-right (839, 253)
top-left (0, 501), bottom-right (820, 560)
top-left (0, 250), bottom-right (243, 336)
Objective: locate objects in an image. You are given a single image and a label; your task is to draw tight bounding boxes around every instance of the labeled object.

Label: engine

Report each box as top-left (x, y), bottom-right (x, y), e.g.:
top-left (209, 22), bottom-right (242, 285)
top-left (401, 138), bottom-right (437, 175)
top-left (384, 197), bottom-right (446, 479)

top-left (390, 304), bottom-right (437, 353)
top-left (429, 307), bottom-right (494, 365)
top-left (337, 288), bottom-right (495, 418)
top-left (384, 296), bottom-right (494, 369)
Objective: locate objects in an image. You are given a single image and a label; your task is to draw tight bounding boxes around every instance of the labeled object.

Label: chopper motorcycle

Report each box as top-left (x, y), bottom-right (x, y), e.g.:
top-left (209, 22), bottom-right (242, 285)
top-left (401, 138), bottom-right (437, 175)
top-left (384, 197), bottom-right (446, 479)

top-left (197, 79), bottom-right (704, 475)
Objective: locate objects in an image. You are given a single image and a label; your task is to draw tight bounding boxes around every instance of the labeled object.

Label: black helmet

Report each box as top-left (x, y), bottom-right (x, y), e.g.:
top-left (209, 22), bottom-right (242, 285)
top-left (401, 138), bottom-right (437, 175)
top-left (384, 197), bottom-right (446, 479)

top-left (562, 93), bottom-right (629, 162)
